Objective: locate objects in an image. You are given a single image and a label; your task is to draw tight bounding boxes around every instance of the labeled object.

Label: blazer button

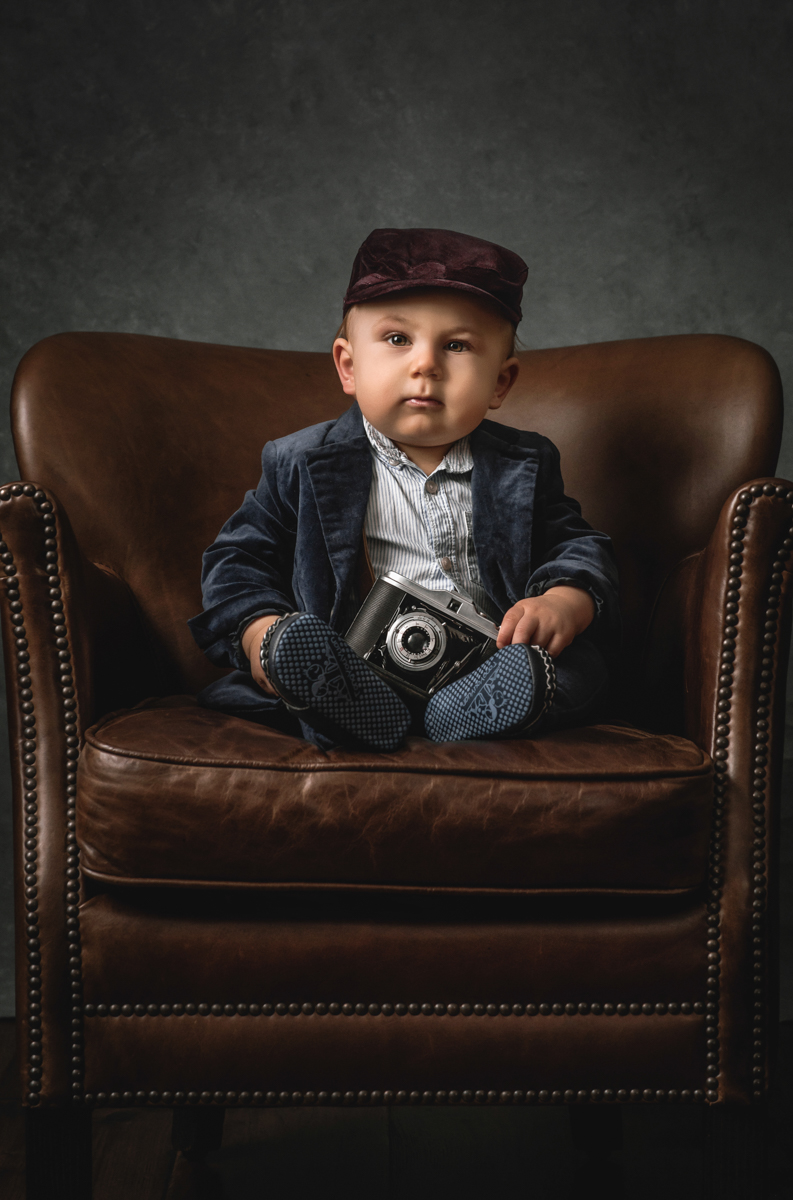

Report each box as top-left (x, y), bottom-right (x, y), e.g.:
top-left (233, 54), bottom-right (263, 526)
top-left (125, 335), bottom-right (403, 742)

top-left (425, 478), bottom-right (439, 494)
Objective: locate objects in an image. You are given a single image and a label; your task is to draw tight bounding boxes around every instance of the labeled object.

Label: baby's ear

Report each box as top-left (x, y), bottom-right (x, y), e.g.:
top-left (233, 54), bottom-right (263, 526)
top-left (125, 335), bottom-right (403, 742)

top-left (492, 357), bottom-right (520, 405)
top-left (332, 338), bottom-right (356, 396)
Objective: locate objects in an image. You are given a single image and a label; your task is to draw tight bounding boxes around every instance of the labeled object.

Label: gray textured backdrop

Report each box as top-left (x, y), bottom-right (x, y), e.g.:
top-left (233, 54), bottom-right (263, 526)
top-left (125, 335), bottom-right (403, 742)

top-left (1, 0), bottom-right (792, 1016)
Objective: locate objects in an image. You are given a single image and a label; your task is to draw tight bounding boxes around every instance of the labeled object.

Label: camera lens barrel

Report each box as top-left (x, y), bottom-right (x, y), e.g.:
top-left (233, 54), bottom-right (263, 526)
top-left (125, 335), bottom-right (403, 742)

top-left (386, 610), bottom-right (448, 672)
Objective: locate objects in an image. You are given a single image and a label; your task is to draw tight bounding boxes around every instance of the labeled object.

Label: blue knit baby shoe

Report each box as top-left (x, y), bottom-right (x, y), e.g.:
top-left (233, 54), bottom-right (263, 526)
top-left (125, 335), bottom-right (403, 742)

top-left (424, 643), bottom-right (555, 743)
top-left (264, 613), bottom-right (411, 752)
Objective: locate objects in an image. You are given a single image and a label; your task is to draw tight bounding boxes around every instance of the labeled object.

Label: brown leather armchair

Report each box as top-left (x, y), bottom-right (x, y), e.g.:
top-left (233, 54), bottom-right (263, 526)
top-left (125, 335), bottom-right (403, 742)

top-left (2, 330), bottom-right (788, 1199)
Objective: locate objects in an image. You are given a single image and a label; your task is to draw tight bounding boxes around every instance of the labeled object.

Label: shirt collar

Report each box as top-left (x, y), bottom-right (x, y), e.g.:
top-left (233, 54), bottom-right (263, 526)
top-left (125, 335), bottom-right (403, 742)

top-left (362, 416), bottom-right (473, 474)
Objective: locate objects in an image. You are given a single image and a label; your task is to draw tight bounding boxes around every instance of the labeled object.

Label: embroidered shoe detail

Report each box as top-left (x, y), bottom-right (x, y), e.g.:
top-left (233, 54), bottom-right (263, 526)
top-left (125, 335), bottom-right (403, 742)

top-left (424, 644), bottom-right (542, 743)
top-left (303, 638), bottom-right (359, 704)
top-left (461, 657), bottom-right (507, 720)
top-left (270, 614), bottom-right (410, 751)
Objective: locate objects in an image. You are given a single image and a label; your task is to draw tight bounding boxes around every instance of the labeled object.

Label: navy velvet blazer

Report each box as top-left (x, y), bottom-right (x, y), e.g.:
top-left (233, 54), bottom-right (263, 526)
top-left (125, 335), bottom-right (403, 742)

top-left (188, 402), bottom-right (620, 718)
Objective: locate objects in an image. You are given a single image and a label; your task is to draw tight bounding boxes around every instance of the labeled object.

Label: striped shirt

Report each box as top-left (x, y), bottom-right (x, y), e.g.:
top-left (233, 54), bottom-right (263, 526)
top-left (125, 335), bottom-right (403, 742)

top-left (362, 417), bottom-right (499, 618)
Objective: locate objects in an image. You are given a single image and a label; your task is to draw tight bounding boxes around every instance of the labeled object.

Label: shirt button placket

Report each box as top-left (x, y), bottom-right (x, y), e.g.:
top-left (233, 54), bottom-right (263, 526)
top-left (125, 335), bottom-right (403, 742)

top-left (434, 474), bottom-right (455, 579)
top-left (423, 475), bottom-right (442, 572)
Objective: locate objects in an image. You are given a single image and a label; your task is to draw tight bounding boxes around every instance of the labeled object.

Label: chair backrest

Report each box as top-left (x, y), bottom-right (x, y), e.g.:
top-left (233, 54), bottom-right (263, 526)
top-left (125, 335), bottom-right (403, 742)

top-left (11, 331), bottom-right (782, 702)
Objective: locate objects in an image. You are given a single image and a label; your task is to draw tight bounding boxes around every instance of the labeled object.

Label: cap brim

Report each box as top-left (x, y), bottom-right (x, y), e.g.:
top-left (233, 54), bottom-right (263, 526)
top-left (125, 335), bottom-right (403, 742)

top-left (343, 278), bottom-right (521, 326)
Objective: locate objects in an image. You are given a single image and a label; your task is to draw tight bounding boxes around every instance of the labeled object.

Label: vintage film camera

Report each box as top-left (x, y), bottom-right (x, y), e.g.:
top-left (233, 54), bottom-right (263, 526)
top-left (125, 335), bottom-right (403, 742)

top-left (345, 571), bottom-right (499, 700)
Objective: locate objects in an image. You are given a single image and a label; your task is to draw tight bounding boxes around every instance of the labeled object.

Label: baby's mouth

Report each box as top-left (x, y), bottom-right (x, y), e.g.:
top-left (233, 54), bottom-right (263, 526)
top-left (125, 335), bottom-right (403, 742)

top-left (403, 396), bottom-right (443, 408)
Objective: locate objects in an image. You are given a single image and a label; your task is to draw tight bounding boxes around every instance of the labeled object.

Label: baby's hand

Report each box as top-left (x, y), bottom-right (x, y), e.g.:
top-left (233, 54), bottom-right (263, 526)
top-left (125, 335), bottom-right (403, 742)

top-left (242, 614), bottom-right (281, 695)
top-left (497, 586), bottom-right (595, 657)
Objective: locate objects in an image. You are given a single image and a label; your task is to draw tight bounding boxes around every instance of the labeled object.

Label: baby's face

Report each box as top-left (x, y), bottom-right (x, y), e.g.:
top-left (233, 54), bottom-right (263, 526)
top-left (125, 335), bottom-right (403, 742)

top-left (333, 290), bottom-right (519, 452)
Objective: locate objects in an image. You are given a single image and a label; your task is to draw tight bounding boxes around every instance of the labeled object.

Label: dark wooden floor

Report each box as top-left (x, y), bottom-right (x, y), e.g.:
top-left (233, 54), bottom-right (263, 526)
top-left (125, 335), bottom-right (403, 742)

top-left (1, 1020), bottom-right (790, 1198)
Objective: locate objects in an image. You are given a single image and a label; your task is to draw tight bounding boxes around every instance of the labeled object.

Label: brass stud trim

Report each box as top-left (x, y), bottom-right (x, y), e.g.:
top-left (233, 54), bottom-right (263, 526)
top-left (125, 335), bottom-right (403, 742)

top-left (726, 487), bottom-right (792, 1101)
top-left (83, 1085), bottom-right (707, 1108)
top-left (1, 487), bottom-right (85, 1105)
top-left (83, 999), bottom-right (702, 1018)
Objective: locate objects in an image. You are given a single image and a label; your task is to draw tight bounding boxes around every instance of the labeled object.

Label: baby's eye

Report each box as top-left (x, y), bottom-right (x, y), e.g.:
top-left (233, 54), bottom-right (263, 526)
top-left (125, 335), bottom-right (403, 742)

top-left (387, 333), bottom-right (409, 346)
top-left (445, 340), bottom-right (468, 353)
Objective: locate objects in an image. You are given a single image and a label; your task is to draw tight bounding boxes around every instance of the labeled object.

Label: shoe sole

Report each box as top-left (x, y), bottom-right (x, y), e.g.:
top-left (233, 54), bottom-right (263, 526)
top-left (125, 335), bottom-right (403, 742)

top-left (424, 644), bottom-right (543, 743)
top-left (268, 614), bottom-right (410, 752)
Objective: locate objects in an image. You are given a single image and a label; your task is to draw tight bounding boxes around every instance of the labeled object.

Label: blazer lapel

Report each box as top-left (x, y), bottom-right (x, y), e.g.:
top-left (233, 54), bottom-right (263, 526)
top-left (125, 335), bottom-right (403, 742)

top-left (305, 406), bottom-right (372, 624)
top-left (470, 424), bottom-right (539, 613)
top-left (305, 406), bottom-right (539, 624)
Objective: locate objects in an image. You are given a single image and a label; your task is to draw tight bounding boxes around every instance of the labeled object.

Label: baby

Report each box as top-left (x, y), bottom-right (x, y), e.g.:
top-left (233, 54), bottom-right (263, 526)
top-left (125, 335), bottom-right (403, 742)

top-left (189, 228), bottom-right (620, 751)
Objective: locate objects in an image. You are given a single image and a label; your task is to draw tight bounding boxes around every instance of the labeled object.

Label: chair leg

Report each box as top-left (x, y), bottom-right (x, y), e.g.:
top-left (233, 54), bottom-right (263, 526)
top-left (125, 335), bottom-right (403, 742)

top-left (569, 1104), bottom-right (623, 1159)
top-left (703, 1103), bottom-right (767, 1200)
top-left (568, 1105), bottom-right (624, 1200)
top-left (168, 1109), bottom-right (226, 1200)
top-left (171, 1106), bottom-right (226, 1162)
top-left (25, 1106), bottom-right (93, 1200)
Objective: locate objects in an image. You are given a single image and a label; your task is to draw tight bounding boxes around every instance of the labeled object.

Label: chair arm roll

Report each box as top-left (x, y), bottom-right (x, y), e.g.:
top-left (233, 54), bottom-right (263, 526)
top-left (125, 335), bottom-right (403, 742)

top-left (0, 481), bottom-right (140, 1105)
top-left (685, 478), bottom-right (793, 769)
top-left (683, 477), bottom-right (793, 1102)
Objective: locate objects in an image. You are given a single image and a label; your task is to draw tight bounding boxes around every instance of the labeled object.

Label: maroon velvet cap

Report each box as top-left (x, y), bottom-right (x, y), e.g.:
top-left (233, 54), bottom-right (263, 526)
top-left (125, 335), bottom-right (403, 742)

top-left (343, 228), bottom-right (527, 325)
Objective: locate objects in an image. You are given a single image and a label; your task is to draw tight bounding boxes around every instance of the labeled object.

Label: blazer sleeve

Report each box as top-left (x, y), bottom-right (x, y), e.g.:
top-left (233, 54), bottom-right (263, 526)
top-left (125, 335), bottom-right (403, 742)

top-left (525, 440), bottom-right (621, 646)
top-left (187, 440), bottom-right (298, 670)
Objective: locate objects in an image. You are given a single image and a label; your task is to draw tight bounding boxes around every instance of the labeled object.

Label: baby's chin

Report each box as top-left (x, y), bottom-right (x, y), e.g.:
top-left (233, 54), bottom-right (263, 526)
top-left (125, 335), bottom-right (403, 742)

top-left (386, 419), bottom-right (460, 444)
top-left (390, 406), bottom-right (454, 426)
top-left (365, 404), bottom-right (475, 447)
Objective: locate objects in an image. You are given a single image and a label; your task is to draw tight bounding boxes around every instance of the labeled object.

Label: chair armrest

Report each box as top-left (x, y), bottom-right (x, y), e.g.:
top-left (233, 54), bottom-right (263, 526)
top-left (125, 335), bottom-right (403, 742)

top-left (683, 478), bottom-right (793, 1102)
top-left (0, 482), bottom-right (145, 1105)
top-left (686, 478), bottom-right (793, 771)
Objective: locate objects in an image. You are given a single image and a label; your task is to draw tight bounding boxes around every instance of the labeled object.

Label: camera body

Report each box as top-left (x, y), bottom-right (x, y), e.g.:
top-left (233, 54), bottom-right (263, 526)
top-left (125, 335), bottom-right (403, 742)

top-left (345, 572), bottom-right (499, 699)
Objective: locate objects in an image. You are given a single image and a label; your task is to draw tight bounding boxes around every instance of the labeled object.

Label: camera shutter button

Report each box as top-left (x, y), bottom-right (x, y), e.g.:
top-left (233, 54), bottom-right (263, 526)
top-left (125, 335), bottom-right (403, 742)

top-left (439, 556), bottom-right (453, 573)
top-left (424, 478), bottom-right (439, 494)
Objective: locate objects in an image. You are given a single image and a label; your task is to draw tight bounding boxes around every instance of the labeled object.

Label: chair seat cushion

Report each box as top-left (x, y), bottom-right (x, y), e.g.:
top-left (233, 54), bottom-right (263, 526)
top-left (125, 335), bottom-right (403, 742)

top-left (77, 697), bottom-right (713, 894)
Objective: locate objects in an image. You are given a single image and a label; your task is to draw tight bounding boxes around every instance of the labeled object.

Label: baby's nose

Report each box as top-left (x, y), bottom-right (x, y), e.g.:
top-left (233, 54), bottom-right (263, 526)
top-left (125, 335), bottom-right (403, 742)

top-left (411, 350), bottom-right (442, 375)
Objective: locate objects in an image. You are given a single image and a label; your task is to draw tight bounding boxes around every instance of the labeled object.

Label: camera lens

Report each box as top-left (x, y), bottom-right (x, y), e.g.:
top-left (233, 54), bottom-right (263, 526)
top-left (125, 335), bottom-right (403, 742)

top-left (403, 628), bottom-right (431, 655)
top-left (386, 610), bottom-right (447, 672)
